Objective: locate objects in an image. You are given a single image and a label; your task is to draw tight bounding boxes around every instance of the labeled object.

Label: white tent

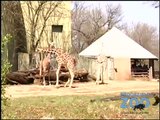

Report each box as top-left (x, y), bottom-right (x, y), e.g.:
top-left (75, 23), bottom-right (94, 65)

top-left (79, 27), bottom-right (157, 59)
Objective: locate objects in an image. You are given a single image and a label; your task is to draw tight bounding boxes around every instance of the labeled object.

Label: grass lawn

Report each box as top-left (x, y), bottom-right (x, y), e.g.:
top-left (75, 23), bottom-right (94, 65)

top-left (2, 95), bottom-right (159, 119)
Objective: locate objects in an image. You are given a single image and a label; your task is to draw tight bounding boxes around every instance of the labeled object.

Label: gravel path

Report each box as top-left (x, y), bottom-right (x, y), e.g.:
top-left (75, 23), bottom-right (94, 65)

top-left (6, 80), bottom-right (159, 98)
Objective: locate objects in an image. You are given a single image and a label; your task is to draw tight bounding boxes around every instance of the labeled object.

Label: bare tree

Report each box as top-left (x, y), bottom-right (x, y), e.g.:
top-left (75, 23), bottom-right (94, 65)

top-left (125, 22), bottom-right (159, 57)
top-left (71, 2), bottom-right (88, 53)
top-left (21, 1), bottom-right (63, 53)
top-left (71, 2), bottom-right (125, 54)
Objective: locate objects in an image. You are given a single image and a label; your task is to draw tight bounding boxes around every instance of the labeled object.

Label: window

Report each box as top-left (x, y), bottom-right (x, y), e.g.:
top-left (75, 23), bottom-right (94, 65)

top-left (52, 25), bottom-right (63, 32)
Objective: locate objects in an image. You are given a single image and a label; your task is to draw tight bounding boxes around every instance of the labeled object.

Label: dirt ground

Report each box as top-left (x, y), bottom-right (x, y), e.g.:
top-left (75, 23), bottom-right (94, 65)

top-left (6, 80), bottom-right (159, 98)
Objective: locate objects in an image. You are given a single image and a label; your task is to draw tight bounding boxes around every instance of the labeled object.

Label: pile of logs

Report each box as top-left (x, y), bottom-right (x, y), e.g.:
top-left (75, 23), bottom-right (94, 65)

top-left (6, 67), bottom-right (96, 85)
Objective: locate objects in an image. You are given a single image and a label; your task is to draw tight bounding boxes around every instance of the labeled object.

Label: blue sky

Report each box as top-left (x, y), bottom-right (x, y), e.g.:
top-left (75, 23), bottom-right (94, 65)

top-left (72, 1), bottom-right (159, 32)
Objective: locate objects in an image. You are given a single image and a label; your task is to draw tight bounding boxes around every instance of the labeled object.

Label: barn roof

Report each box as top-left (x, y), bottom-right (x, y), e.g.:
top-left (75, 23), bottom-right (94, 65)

top-left (79, 27), bottom-right (158, 59)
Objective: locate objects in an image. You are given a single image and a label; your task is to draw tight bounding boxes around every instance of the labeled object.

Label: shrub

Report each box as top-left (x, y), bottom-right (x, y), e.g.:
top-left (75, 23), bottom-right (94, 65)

top-left (1, 34), bottom-right (12, 115)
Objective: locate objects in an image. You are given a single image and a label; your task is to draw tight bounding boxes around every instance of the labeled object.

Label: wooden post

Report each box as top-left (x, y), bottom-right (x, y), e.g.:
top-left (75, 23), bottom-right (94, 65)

top-left (152, 60), bottom-right (155, 78)
top-left (149, 59), bottom-right (155, 78)
top-left (149, 66), bottom-right (153, 80)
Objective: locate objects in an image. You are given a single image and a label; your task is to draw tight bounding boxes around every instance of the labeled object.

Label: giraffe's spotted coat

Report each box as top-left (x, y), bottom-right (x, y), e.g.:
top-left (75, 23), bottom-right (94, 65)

top-left (36, 46), bottom-right (77, 87)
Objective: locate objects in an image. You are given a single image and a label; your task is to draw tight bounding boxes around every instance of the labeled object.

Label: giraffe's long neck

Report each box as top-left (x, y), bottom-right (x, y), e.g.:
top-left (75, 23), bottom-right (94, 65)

top-left (36, 47), bottom-right (64, 62)
top-left (52, 48), bottom-right (63, 57)
top-left (36, 47), bottom-right (54, 54)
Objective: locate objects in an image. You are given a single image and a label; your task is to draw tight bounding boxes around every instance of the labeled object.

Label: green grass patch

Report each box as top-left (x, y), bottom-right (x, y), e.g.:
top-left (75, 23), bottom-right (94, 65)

top-left (2, 95), bottom-right (159, 119)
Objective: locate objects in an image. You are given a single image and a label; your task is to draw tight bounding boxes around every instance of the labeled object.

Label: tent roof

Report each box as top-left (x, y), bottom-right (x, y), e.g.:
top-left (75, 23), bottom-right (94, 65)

top-left (79, 27), bottom-right (158, 59)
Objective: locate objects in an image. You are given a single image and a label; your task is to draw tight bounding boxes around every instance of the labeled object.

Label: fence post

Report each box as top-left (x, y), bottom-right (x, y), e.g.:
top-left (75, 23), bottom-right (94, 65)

top-left (149, 66), bottom-right (153, 80)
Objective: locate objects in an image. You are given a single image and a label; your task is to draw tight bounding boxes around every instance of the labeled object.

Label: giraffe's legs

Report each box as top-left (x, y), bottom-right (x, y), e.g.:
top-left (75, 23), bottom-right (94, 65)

top-left (43, 74), bottom-right (46, 86)
top-left (39, 61), bottom-right (43, 85)
top-left (64, 66), bottom-right (74, 88)
top-left (48, 69), bottom-right (51, 85)
top-left (69, 69), bottom-right (74, 88)
top-left (43, 66), bottom-right (48, 86)
top-left (64, 78), bottom-right (70, 87)
top-left (55, 65), bottom-right (61, 87)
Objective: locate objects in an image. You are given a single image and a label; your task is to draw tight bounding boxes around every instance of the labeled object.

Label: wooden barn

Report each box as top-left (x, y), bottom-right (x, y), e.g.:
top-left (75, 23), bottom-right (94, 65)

top-left (79, 27), bottom-right (158, 81)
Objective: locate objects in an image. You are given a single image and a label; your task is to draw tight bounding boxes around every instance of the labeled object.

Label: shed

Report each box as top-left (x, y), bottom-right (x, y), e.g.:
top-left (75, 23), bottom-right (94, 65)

top-left (79, 27), bottom-right (158, 80)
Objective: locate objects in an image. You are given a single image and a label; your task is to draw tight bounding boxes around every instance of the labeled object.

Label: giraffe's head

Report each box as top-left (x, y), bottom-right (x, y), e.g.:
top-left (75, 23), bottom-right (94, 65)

top-left (49, 41), bottom-right (55, 49)
top-left (36, 48), bottom-right (43, 53)
top-left (48, 42), bottom-right (63, 56)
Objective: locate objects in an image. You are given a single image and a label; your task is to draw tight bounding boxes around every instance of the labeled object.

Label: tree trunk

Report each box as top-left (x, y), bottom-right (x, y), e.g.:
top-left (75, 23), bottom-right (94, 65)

top-left (6, 68), bottom-right (89, 85)
top-left (2, 1), bottom-right (27, 72)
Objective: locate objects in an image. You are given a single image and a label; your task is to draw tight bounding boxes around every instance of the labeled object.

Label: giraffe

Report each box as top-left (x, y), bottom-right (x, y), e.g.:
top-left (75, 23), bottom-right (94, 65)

top-left (96, 54), bottom-right (107, 85)
top-left (36, 44), bottom-right (77, 88)
top-left (36, 47), bottom-right (53, 86)
top-left (48, 43), bottom-right (77, 88)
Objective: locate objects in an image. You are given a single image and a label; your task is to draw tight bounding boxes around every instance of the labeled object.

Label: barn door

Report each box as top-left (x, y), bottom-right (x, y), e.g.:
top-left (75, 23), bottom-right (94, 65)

top-left (107, 57), bottom-right (115, 80)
